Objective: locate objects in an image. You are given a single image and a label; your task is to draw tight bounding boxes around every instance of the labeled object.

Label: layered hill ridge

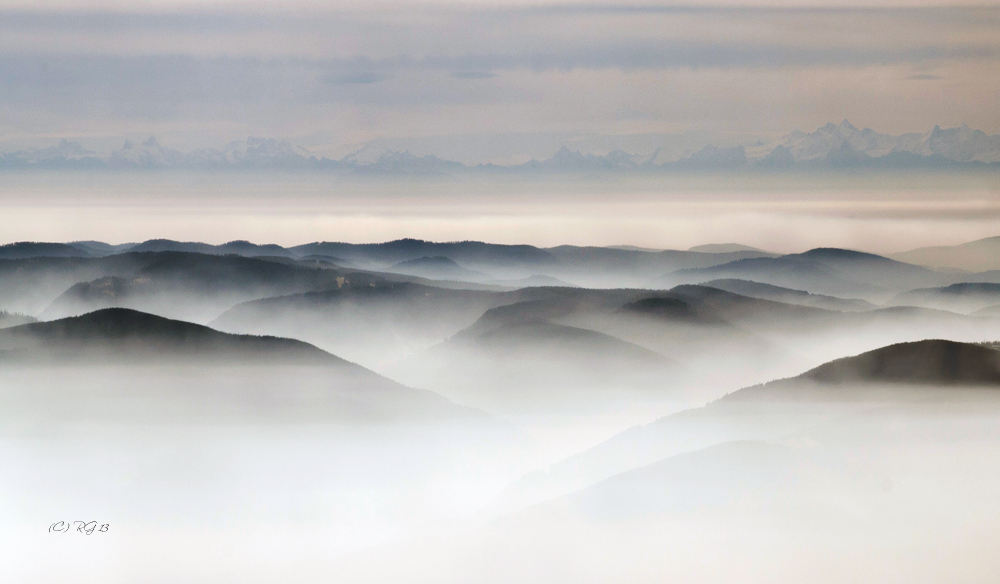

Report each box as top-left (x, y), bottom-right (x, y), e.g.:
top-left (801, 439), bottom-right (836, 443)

top-left (386, 256), bottom-right (488, 281)
top-left (0, 309), bottom-right (492, 423)
top-left (798, 339), bottom-right (1000, 385)
top-left (699, 278), bottom-right (875, 311)
top-left (0, 308), bottom-right (345, 365)
top-left (1, 237), bottom-right (980, 296)
top-left (495, 338), bottom-right (1000, 513)
top-left (657, 246), bottom-right (946, 300)
top-left (891, 236), bottom-right (1000, 272)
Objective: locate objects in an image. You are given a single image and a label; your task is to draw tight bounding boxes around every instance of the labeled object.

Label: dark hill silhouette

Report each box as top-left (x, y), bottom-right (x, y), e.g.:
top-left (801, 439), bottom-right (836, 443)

top-left (799, 339), bottom-right (1000, 385)
top-left (666, 284), bottom-right (833, 321)
top-left (687, 243), bottom-right (769, 254)
top-left (36, 251), bottom-right (397, 323)
top-left (392, 256), bottom-right (463, 269)
top-left (126, 239), bottom-right (297, 258)
top-left (0, 239), bottom-right (786, 290)
top-left (927, 282), bottom-right (1000, 295)
top-left (657, 247), bottom-right (946, 300)
top-left (0, 242), bottom-right (91, 260)
top-left (127, 239), bottom-right (220, 255)
top-left (620, 296), bottom-right (704, 322)
top-left (68, 241), bottom-right (136, 256)
top-left (0, 308), bottom-right (345, 365)
top-left (486, 274), bottom-right (577, 288)
top-left (1, 251), bottom-right (370, 317)
top-left (888, 282), bottom-right (1000, 314)
top-left (291, 239), bottom-right (558, 271)
top-left (795, 247), bottom-right (885, 262)
top-left (497, 338), bottom-right (1000, 511)
top-left (0, 309), bottom-right (490, 423)
top-left (700, 278), bottom-right (875, 311)
top-left (386, 255), bottom-right (488, 281)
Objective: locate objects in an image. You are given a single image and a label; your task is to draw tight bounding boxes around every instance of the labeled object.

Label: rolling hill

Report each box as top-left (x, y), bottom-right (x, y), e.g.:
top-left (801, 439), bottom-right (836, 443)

top-left (891, 235), bottom-right (1000, 272)
top-left (386, 256), bottom-right (489, 282)
top-left (656, 248), bottom-right (950, 300)
top-left (37, 252), bottom-right (361, 323)
top-left (800, 339), bottom-right (1000, 385)
top-left (888, 282), bottom-right (1000, 314)
top-left (700, 279), bottom-right (875, 312)
top-left (0, 307), bottom-right (348, 364)
top-left (494, 338), bottom-right (1000, 513)
top-left (0, 308), bottom-right (483, 423)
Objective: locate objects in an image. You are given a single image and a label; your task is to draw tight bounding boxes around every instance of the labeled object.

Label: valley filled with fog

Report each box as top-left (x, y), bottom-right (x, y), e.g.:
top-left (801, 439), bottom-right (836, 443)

top-left (3, 235), bottom-right (1000, 582)
top-left (5, 0), bottom-right (1000, 579)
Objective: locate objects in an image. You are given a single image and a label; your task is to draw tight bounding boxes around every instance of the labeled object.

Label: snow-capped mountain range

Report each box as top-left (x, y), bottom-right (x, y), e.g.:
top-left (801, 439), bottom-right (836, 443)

top-left (760, 120), bottom-right (1000, 164)
top-left (2, 122), bottom-right (998, 173)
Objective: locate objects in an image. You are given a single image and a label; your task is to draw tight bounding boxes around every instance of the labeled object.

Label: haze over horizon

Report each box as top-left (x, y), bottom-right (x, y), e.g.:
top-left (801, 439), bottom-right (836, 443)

top-left (2, 167), bottom-right (998, 254)
top-left (2, 1), bottom-right (997, 253)
top-left (4, 3), bottom-right (1000, 583)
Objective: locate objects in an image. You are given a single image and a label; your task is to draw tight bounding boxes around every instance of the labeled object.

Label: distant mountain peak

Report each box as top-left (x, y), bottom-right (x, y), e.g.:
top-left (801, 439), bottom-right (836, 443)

top-left (4, 121), bottom-right (999, 171)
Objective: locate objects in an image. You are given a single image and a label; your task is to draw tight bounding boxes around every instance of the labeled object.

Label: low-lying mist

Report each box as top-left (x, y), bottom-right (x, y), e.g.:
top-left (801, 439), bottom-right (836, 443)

top-left (5, 236), bottom-right (1000, 582)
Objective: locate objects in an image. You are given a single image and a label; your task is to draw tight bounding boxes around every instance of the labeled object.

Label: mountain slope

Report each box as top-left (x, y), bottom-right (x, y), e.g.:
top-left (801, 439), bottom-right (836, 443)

top-left (888, 282), bottom-right (1000, 314)
top-left (656, 248), bottom-right (947, 300)
top-left (0, 311), bottom-right (35, 329)
top-left (0, 308), bottom-right (344, 365)
top-left (386, 256), bottom-right (489, 282)
top-left (496, 339), bottom-right (1000, 512)
top-left (0, 242), bottom-right (92, 260)
top-left (798, 339), bottom-right (1000, 385)
top-left (0, 308), bottom-right (486, 424)
top-left (37, 252), bottom-right (382, 323)
top-left (701, 278), bottom-right (875, 311)
top-left (892, 236), bottom-right (1000, 272)
top-left (290, 239), bottom-right (558, 276)
top-left (210, 281), bottom-right (537, 369)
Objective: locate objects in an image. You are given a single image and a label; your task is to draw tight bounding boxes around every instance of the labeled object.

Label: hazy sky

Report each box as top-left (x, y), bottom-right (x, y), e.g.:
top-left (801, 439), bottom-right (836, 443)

top-left (0, 171), bottom-right (996, 254)
top-left (1, 1), bottom-right (999, 251)
top-left (1, 1), bottom-right (998, 150)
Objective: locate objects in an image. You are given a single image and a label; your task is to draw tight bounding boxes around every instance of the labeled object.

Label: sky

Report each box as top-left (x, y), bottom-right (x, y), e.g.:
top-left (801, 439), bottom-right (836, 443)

top-left (0, 1), bottom-right (998, 250)
top-left (0, 1), bottom-right (998, 151)
top-left (1, 171), bottom-right (998, 254)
